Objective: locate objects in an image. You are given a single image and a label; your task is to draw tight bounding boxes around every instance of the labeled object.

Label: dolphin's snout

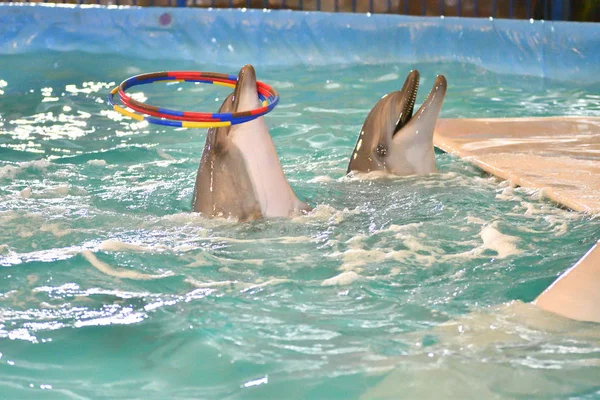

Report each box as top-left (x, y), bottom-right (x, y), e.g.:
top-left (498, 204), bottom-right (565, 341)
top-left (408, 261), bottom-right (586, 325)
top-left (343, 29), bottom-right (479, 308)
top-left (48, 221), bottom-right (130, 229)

top-left (239, 64), bottom-right (257, 79)
top-left (432, 75), bottom-right (447, 94)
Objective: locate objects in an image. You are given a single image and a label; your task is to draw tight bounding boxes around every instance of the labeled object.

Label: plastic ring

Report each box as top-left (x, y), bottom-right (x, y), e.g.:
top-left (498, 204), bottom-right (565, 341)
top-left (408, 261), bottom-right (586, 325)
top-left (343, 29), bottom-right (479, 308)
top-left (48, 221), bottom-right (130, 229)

top-left (106, 71), bottom-right (279, 128)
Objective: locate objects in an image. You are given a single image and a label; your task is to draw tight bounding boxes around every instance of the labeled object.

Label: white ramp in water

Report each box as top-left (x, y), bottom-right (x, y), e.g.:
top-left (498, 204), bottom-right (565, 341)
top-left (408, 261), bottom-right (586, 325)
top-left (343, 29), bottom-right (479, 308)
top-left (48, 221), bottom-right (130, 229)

top-left (434, 117), bottom-right (600, 214)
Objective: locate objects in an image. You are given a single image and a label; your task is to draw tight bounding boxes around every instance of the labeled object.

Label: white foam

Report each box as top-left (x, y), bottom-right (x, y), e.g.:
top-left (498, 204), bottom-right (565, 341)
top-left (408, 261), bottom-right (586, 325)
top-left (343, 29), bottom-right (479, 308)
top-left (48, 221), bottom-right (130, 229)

top-left (19, 187), bottom-right (32, 198)
top-left (412, 172), bottom-right (472, 189)
top-left (331, 248), bottom-right (386, 272)
top-left (39, 185), bottom-right (88, 197)
top-left (387, 248), bottom-right (438, 268)
top-left (308, 175), bottom-right (334, 183)
top-left (185, 278), bottom-right (238, 288)
top-left (0, 165), bottom-right (19, 179)
top-left (515, 226), bottom-right (543, 234)
top-left (205, 236), bottom-right (257, 244)
top-left (520, 201), bottom-right (537, 217)
top-left (321, 271), bottom-right (361, 286)
top-left (86, 159), bottom-right (107, 167)
top-left (39, 223), bottom-right (71, 238)
top-left (515, 200), bottom-right (581, 221)
top-left (81, 250), bottom-right (173, 280)
top-left (159, 212), bottom-right (232, 229)
top-left (185, 277), bottom-right (289, 291)
top-left (17, 228), bottom-right (34, 239)
top-left (202, 235), bottom-right (311, 246)
top-left (552, 223), bottom-right (568, 236)
top-left (98, 240), bottom-right (166, 253)
top-left (466, 216), bottom-right (487, 225)
top-left (326, 224), bottom-right (454, 271)
top-left (346, 234), bottom-right (367, 247)
top-left (342, 170), bottom-right (401, 182)
top-left (435, 223), bottom-right (523, 262)
top-left (42, 185), bottom-right (69, 197)
top-left (0, 245), bottom-right (85, 266)
top-left (496, 186), bottom-right (520, 201)
top-left (529, 187), bottom-right (549, 202)
top-left (293, 204), bottom-right (360, 224)
top-left (383, 223), bottom-right (424, 233)
top-left (167, 243), bottom-right (194, 252)
top-left (479, 225), bottom-right (521, 258)
top-left (22, 160), bottom-right (51, 171)
top-left (0, 160), bottom-right (53, 181)
top-left (399, 236), bottom-right (434, 253)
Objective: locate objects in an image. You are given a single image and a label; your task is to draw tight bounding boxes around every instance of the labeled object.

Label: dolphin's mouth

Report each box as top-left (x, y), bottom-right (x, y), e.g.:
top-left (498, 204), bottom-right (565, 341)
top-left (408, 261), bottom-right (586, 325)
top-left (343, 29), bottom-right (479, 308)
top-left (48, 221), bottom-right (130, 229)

top-left (393, 70), bottom-right (420, 135)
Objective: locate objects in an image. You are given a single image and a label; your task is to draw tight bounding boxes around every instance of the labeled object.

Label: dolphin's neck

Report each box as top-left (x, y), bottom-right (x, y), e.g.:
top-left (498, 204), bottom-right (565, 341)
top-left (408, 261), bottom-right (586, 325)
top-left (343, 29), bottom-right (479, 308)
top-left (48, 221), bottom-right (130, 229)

top-left (399, 136), bottom-right (437, 175)
top-left (231, 117), bottom-right (300, 217)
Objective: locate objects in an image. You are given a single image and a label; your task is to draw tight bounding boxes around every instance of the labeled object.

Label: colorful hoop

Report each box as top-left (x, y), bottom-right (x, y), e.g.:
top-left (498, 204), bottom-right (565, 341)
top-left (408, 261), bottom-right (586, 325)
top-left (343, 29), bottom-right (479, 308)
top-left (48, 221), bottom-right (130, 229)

top-left (107, 71), bottom-right (279, 128)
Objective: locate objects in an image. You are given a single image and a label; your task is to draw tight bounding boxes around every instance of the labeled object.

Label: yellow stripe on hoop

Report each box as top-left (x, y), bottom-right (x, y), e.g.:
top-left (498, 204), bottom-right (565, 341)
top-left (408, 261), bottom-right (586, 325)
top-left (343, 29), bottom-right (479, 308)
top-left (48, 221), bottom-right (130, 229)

top-left (113, 105), bottom-right (145, 122)
top-left (212, 81), bottom-right (236, 89)
top-left (182, 121), bottom-right (232, 128)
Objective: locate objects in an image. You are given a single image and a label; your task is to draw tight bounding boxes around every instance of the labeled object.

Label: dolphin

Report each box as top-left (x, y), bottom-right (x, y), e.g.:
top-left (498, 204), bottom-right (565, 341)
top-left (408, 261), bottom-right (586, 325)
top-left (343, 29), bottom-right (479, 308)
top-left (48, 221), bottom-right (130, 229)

top-left (192, 64), bottom-right (311, 221)
top-left (347, 70), bottom-right (447, 176)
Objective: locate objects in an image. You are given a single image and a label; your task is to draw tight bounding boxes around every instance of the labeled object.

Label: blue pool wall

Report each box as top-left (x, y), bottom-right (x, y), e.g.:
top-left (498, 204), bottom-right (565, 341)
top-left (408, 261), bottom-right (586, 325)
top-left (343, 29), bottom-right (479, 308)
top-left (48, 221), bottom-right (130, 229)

top-left (0, 4), bottom-right (599, 82)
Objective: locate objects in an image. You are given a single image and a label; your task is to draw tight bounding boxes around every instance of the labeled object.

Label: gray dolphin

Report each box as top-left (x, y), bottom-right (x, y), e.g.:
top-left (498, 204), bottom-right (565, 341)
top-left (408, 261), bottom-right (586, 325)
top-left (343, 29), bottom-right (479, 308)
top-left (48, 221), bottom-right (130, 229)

top-left (192, 65), bottom-right (311, 221)
top-left (347, 70), bottom-right (447, 176)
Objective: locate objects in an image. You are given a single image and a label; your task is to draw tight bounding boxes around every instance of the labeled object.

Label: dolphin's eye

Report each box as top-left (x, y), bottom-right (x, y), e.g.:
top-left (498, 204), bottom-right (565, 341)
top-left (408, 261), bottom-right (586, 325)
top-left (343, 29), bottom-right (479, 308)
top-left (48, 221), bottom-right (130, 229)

top-left (376, 144), bottom-right (387, 157)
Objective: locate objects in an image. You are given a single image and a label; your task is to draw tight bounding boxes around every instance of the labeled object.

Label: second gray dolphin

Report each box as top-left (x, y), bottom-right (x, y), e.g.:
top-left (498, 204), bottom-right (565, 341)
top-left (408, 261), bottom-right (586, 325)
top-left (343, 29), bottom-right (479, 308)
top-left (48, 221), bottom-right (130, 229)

top-left (347, 70), bottom-right (447, 176)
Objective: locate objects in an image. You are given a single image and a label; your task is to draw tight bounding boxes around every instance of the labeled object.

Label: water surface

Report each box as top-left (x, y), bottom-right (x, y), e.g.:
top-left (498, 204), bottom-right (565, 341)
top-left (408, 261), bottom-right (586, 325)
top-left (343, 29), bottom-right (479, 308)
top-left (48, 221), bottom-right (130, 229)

top-left (1, 53), bottom-right (600, 399)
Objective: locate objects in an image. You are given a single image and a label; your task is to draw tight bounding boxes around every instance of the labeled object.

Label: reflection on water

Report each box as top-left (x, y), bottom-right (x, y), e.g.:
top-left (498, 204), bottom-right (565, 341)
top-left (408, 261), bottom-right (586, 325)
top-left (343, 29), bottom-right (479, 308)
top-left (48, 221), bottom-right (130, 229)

top-left (1, 53), bottom-right (600, 399)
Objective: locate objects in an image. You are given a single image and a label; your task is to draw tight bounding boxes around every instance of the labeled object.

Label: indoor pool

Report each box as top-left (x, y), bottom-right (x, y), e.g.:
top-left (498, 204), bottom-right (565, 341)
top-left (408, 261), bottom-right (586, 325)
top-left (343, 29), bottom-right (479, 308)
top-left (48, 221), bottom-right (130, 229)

top-left (1, 49), bottom-right (600, 399)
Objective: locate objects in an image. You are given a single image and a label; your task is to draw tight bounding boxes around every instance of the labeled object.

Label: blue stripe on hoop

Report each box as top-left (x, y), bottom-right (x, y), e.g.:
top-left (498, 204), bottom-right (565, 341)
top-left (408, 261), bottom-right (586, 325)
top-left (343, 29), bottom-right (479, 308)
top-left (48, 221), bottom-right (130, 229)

top-left (157, 108), bottom-right (185, 117)
top-left (145, 116), bottom-right (183, 127)
top-left (230, 115), bottom-right (260, 124)
top-left (122, 77), bottom-right (138, 89)
top-left (143, 77), bottom-right (173, 84)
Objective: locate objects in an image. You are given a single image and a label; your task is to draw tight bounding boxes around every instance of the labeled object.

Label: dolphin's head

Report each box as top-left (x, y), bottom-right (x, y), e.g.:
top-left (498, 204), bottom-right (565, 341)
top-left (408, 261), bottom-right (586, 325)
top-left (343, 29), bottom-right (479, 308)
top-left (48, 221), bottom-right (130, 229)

top-left (230, 64), bottom-right (261, 122)
top-left (208, 64), bottom-right (260, 142)
top-left (193, 64), bottom-right (310, 220)
top-left (347, 70), bottom-right (447, 176)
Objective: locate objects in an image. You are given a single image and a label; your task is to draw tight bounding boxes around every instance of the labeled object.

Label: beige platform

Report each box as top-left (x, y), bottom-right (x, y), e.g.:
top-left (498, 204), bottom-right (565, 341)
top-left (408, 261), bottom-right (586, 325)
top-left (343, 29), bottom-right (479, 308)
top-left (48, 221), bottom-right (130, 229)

top-left (434, 117), bottom-right (600, 214)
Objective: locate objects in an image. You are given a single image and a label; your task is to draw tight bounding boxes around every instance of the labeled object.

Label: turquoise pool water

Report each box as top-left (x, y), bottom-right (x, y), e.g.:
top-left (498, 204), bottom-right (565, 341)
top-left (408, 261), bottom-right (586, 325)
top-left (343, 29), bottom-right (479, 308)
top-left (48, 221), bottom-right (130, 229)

top-left (1, 52), bottom-right (600, 399)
